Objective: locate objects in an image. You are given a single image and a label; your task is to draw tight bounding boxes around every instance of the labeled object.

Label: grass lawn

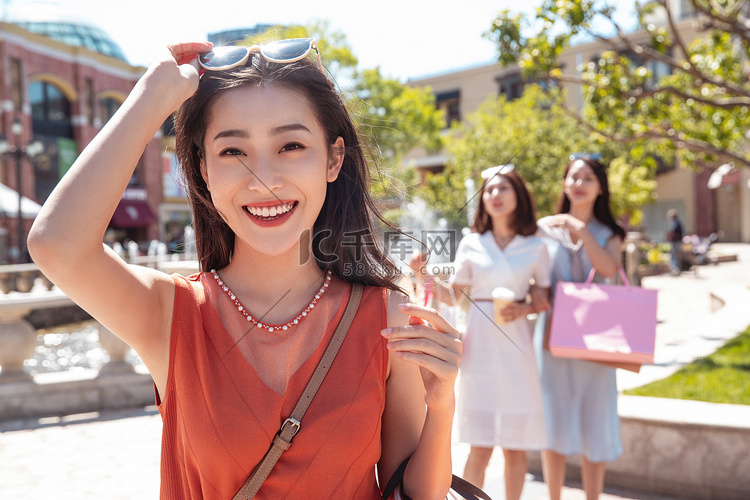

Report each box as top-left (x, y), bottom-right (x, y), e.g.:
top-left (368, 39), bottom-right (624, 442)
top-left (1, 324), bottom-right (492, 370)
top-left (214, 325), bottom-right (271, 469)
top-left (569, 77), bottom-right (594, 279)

top-left (624, 325), bottom-right (750, 405)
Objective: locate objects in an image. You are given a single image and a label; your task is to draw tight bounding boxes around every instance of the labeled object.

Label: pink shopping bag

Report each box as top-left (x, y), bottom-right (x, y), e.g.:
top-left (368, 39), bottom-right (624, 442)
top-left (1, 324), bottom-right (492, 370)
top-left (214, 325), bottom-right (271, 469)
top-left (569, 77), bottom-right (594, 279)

top-left (548, 268), bottom-right (657, 366)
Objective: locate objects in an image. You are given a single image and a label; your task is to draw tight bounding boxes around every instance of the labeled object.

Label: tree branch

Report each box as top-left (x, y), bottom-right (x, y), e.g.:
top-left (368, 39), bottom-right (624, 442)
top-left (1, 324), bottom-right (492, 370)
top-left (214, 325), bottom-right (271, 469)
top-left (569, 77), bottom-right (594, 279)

top-left (690, 0), bottom-right (750, 45)
top-left (554, 95), bottom-right (750, 169)
top-left (551, 68), bottom-right (750, 109)
top-left (598, 7), bottom-right (750, 99)
top-left (664, 0), bottom-right (697, 71)
top-left (629, 84), bottom-right (750, 108)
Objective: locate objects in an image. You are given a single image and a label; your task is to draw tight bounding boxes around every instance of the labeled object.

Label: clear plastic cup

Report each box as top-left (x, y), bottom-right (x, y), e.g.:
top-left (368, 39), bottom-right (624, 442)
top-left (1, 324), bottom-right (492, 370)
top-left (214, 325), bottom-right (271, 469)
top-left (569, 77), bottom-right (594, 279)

top-left (492, 287), bottom-right (516, 325)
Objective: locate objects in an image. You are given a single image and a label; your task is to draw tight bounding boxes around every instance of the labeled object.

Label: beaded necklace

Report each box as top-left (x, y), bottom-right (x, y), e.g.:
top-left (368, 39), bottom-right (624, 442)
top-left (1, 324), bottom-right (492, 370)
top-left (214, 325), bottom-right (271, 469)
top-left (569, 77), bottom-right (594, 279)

top-left (210, 269), bottom-right (332, 333)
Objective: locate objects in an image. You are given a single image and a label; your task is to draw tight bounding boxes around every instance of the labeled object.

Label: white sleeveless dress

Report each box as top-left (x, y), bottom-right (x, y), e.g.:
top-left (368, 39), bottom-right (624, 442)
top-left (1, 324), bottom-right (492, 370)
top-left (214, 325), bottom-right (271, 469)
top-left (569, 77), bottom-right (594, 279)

top-left (452, 231), bottom-right (550, 449)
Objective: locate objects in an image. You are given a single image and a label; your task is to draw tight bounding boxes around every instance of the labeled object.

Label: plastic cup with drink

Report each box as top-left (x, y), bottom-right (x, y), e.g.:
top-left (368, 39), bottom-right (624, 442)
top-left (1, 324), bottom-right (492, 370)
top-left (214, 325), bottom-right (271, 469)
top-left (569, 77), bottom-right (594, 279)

top-left (492, 287), bottom-right (516, 325)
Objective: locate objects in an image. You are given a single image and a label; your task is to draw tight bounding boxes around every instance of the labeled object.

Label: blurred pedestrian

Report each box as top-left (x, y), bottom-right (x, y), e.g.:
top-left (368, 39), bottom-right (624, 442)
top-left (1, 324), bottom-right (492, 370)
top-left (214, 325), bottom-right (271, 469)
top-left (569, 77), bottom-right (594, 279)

top-left (666, 209), bottom-right (684, 275)
top-left (126, 239), bottom-right (139, 263)
top-left (412, 164), bottom-right (550, 500)
top-left (533, 155), bottom-right (626, 500)
top-left (112, 241), bottom-right (125, 260)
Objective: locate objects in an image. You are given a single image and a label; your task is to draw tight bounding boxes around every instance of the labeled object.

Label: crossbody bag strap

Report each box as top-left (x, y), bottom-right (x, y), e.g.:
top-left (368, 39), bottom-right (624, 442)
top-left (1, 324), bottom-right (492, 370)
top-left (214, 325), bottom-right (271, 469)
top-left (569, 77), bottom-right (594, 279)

top-left (233, 282), bottom-right (364, 500)
top-left (381, 456), bottom-right (493, 500)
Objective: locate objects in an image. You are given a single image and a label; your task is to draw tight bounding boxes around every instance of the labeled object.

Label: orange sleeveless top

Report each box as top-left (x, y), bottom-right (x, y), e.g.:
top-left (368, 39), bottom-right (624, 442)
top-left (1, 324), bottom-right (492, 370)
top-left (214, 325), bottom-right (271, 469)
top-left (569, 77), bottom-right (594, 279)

top-left (157, 273), bottom-right (389, 499)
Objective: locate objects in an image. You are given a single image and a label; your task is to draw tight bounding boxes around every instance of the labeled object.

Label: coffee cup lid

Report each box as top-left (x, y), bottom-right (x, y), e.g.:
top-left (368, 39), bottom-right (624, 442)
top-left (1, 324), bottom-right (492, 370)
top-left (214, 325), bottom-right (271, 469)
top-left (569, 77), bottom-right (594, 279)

top-left (492, 287), bottom-right (515, 300)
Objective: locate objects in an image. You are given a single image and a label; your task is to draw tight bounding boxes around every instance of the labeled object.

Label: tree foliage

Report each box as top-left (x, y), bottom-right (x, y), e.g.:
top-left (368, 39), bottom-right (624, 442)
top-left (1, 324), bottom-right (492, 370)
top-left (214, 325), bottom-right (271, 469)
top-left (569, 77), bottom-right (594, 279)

top-left (349, 67), bottom-right (445, 199)
top-left (351, 68), bottom-right (444, 160)
top-left (486, 0), bottom-right (750, 170)
top-left (421, 85), bottom-right (656, 228)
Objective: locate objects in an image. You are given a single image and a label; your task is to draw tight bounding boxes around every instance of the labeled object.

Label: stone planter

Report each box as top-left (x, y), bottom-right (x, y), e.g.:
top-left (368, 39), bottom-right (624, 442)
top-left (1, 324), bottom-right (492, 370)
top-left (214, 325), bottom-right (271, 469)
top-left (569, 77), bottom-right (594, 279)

top-left (637, 263), bottom-right (669, 278)
top-left (0, 290), bottom-right (73, 381)
top-left (97, 324), bottom-right (135, 375)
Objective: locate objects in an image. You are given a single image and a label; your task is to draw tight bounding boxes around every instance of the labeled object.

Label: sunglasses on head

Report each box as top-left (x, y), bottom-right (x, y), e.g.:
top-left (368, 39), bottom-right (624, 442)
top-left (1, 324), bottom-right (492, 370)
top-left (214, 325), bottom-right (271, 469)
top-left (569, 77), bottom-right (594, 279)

top-left (199, 38), bottom-right (322, 72)
top-left (569, 152), bottom-right (603, 161)
top-left (481, 164), bottom-right (515, 180)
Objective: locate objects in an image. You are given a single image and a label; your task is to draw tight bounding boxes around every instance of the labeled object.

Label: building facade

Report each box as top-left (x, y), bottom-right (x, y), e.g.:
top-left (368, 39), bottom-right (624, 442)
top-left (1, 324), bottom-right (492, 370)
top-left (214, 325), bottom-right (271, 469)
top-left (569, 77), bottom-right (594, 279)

top-left (0, 19), bottom-right (188, 263)
top-left (405, 3), bottom-right (750, 243)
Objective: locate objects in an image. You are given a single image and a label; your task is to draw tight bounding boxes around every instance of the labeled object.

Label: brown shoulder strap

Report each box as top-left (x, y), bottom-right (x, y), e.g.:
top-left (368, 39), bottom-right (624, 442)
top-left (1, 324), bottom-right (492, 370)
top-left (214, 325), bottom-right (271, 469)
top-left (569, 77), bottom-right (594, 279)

top-left (233, 282), bottom-right (364, 500)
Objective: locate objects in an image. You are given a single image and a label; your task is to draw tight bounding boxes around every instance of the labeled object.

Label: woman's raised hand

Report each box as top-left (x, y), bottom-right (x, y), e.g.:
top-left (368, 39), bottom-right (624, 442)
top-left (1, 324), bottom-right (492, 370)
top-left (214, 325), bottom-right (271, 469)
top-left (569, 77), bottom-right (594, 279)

top-left (382, 304), bottom-right (462, 411)
top-left (546, 213), bottom-right (588, 240)
top-left (146, 42), bottom-right (213, 115)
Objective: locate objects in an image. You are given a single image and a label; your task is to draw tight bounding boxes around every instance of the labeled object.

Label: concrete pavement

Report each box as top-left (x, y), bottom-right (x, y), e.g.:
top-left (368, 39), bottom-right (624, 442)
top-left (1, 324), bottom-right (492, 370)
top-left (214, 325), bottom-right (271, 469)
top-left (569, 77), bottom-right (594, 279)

top-left (616, 242), bottom-right (750, 391)
top-left (0, 406), bottom-right (679, 500)
top-left (1, 243), bottom-right (748, 499)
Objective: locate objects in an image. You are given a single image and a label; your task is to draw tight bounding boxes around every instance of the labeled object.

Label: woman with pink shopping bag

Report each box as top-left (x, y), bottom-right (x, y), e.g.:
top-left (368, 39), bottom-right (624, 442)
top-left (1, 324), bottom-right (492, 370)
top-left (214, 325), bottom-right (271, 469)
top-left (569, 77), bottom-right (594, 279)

top-left (532, 155), bottom-right (626, 500)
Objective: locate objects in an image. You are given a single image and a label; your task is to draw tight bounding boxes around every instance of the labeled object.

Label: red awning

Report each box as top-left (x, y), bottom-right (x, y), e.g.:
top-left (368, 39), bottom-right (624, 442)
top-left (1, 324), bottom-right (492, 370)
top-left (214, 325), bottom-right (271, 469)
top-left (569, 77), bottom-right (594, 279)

top-left (110, 199), bottom-right (157, 228)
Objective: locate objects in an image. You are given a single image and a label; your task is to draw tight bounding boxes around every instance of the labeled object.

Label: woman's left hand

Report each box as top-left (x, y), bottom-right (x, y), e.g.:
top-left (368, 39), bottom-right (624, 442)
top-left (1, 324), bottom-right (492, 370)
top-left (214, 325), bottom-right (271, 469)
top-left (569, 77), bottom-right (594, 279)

top-left (382, 303), bottom-right (462, 412)
top-left (499, 301), bottom-right (528, 323)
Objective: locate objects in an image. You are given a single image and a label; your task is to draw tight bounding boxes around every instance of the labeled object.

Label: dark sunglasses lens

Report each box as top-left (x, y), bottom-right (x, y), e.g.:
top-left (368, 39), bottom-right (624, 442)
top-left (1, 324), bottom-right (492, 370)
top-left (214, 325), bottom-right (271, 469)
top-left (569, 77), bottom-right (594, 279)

top-left (199, 47), bottom-right (248, 69)
top-left (262, 39), bottom-right (312, 61)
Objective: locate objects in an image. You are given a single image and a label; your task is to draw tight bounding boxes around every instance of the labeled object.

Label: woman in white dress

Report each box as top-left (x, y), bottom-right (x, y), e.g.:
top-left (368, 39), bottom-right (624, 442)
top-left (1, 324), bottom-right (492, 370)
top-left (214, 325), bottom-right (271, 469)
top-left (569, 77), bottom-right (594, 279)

top-left (412, 164), bottom-right (550, 500)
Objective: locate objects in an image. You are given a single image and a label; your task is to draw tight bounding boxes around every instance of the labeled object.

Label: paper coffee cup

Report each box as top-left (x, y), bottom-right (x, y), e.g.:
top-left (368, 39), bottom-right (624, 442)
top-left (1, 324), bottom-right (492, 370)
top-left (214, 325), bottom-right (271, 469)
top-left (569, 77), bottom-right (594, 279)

top-left (492, 287), bottom-right (516, 325)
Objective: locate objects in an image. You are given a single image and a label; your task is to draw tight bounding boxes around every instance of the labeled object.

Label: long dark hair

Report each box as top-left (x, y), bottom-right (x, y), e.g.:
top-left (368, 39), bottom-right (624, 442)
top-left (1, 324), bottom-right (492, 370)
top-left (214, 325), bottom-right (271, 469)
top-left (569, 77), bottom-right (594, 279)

top-left (174, 53), bottom-right (403, 291)
top-left (471, 169), bottom-right (538, 236)
top-left (556, 157), bottom-right (626, 240)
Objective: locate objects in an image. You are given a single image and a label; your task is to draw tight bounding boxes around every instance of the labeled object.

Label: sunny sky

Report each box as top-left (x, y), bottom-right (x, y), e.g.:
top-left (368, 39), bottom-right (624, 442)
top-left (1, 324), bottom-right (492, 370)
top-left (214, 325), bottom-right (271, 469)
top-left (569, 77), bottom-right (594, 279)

top-left (7, 0), bottom-right (543, 81)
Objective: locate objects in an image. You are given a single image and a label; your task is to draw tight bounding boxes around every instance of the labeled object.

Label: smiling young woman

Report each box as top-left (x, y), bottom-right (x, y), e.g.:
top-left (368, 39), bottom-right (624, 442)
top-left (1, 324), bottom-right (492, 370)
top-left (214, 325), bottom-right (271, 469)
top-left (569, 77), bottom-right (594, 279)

top-left (28, 39), bottom-right (460, 499)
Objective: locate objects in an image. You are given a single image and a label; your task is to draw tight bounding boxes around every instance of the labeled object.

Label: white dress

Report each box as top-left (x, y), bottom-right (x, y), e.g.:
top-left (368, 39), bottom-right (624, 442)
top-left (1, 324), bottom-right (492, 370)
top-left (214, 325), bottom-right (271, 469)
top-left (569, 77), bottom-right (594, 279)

top-left (452, 231), bottom-right (550, 449)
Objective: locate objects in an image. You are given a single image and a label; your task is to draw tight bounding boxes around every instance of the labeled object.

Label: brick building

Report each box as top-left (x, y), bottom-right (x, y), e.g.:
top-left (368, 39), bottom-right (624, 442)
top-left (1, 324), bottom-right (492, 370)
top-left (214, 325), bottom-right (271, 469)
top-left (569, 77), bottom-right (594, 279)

top-left (0, 16), bottom-right (185, 263)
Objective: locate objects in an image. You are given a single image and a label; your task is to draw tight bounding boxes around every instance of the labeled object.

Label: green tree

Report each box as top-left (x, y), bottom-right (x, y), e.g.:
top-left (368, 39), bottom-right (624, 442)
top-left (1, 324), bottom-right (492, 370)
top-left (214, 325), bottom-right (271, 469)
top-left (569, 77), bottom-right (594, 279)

top-left (349, 67), bottom-right (445, 200)
top-left (486, 0), bottom-right (750, 170)
top-left (422, 85), bottom-right (656, 228)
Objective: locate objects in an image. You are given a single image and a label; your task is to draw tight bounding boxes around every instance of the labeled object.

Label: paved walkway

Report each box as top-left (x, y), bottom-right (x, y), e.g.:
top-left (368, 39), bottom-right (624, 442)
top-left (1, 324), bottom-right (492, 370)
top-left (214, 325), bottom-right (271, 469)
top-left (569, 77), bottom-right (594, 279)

top-left (1, 243), bottom-right (748, 499)
top-left (0, 406), bottom-right (680, 500)
top-left (616, 242), bottom-right (750, 391)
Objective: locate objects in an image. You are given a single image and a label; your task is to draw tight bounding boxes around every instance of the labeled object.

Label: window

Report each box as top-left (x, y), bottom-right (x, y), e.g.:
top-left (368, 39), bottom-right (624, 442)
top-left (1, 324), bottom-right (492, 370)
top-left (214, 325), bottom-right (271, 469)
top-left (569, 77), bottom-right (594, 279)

top-left (678, 0), bottom-right (695, 20)
top-left (99, 97), bottom-right (120, 125)
top-left (11, 59), bottom-right (22, 113)
top-left (85, 79), bottom-right (95, 126)
top-left (646, 59), bottom-right (671, 88)
top-left (597, 48), bottom-right (672, 90)
top-left (496, 74), bottom-right (526, 101)
top-left (435, 90), bottom-right (461, 129)
top-left (29, 81), bottom-right (73, 138)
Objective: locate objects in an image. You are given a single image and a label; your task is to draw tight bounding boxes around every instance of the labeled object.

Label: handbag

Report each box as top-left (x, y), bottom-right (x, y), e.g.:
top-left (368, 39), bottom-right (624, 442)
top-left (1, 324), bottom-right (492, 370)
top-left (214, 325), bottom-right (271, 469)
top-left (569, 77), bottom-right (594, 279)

top-left (232, 283), bottom-right (363, 500)
top-left (547, 267), bottom-right (657, 369)
top-left (381, 456), bottom-right (492, 500)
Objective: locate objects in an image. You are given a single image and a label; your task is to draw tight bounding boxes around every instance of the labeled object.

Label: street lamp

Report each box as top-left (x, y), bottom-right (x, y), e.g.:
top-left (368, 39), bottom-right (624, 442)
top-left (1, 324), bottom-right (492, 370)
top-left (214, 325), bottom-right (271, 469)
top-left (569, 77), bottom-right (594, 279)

top-left (0, 117), bottom-right (44, 263)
